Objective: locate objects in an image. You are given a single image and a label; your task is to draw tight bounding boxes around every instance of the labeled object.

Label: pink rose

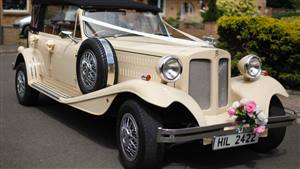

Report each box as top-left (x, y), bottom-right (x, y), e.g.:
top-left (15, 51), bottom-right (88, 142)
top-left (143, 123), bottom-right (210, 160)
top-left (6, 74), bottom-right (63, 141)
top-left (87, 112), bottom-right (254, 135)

top-left (254, 126), bottom-right (266, 134)
top-left (227, 107), bottom-right (236, 117)
top-left (245, 101), bottom-right (256, 117)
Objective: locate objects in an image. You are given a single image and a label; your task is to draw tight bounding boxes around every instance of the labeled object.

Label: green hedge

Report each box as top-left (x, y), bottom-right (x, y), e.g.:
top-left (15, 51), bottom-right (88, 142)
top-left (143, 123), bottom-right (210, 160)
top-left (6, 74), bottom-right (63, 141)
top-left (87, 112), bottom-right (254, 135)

top-left (217, 16), bottom-right (300, 90)
top-left (272, 11), bottom-right (300, 18)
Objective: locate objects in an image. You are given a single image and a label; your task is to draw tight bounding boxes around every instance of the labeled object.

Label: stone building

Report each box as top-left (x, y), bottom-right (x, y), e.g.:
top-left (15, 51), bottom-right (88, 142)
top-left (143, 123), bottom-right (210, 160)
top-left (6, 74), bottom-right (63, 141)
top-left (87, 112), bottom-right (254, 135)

top-left (136, 0), bottom-right (202, 19)
top-left (0, 0), bottom-right (32, 44)
top-left (0, 0), bottom-right (268, 45)
top-left (138, 0), bottom-right (268, 19)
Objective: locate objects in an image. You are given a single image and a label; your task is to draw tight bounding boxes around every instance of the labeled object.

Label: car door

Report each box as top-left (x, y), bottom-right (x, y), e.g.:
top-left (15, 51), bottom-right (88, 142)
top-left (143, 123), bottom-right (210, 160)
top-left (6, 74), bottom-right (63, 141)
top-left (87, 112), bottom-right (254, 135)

top-left (38, 5), bottom-right (81, 87)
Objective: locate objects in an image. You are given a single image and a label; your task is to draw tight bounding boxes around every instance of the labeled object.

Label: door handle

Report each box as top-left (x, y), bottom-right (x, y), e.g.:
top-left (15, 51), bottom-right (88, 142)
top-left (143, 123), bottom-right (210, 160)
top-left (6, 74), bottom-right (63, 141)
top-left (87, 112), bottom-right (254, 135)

top-left (46, 40), bottom-right (55, 53)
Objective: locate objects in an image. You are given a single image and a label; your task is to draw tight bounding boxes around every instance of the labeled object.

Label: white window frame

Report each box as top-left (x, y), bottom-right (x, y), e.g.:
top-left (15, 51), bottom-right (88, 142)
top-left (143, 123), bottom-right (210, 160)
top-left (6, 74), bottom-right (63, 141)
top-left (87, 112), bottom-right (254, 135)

top-left (3, 0), bottom-right (30, 14)
top-left (157, 0), bottom-right (166, 16)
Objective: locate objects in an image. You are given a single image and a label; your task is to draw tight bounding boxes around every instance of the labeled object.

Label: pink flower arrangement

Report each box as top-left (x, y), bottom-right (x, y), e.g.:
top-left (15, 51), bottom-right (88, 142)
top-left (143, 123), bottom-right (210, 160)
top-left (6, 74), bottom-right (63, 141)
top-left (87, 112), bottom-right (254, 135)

top-left (227, 107), bottom-right (236, 117)
top-left (227, 98), bottom-right (268, 135)
top-left (254, 126), bottom-right (266, 134)
top-left (245, 101), bottom-right (256, 117)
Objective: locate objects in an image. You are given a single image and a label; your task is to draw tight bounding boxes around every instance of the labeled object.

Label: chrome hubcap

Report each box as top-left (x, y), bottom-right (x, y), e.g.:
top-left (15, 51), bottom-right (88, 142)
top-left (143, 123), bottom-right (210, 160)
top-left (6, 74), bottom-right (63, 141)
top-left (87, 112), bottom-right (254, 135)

top-left (80, 50), bottom-right (97, 90)
top-left (120, 113), bottom-right (139, 161)
top-left (16, 71), bottom-right (26, 98)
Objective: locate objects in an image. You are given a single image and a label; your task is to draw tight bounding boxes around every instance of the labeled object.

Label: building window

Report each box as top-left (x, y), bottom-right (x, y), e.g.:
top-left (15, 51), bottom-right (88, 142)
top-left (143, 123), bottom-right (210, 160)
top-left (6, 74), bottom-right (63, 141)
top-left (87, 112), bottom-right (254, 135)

top-left (199, 0), bottom-right (206, 10)
top-left (148, 0), bottom-right (166, 15)
top-left (180, 2), bottom-right (195, 19)
top-left (3, 0), bottom-right (29, 14)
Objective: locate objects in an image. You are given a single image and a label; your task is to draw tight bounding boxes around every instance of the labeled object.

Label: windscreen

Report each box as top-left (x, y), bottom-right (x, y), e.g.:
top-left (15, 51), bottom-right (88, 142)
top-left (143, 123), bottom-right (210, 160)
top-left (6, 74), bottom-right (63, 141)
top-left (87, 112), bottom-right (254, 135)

top-left (84, 10), bottom-right (168, 38)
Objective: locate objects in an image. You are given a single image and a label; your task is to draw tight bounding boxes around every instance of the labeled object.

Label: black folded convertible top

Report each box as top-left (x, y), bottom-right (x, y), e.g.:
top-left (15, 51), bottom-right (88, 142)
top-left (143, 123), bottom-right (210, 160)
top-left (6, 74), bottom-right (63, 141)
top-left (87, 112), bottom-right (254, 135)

top-left (32, 0), bottom-right (161, 13)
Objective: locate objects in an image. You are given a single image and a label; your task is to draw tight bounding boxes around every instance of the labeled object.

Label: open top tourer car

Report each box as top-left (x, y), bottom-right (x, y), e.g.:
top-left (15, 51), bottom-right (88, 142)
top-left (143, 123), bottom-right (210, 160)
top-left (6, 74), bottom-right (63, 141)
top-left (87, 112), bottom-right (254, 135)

top-left (13, 0), bottom-right (299, 168)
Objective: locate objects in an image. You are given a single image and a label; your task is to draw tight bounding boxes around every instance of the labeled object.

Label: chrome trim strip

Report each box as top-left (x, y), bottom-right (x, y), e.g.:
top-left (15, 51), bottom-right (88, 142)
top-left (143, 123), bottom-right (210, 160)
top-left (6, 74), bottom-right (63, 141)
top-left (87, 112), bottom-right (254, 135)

top-left (97, 38), bottom-right (116, 86)
top-left (115, 49), bottom-right (161, 58)
top-left (31, 82), bottom-right (72, 100)
top-left (157, 114), bottom-right (296, 143)
top-left (31, 83), bottom-right (60, 100)
top-left (35, 82), bottom-right (71, 98)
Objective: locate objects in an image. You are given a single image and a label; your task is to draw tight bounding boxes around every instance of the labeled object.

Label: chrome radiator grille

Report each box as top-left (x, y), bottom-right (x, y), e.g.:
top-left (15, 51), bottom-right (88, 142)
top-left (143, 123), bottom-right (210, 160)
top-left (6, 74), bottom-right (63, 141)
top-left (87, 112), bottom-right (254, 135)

top-left (189, 60), bottom-right (211, 109)
top-left (189, 59), bottom-right (229, 109)
top-left (219, 59), bottom-right (229, 107)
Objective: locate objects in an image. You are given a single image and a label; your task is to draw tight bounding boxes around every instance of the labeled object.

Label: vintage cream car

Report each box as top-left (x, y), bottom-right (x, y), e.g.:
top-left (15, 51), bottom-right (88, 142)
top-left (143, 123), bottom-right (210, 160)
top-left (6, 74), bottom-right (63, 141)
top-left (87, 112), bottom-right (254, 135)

top-left (13, 0), bottom-right (298, 168)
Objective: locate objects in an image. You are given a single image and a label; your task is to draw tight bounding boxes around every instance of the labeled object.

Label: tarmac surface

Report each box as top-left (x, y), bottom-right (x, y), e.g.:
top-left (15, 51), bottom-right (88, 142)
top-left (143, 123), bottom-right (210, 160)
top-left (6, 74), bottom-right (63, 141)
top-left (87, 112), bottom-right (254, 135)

top-left (1, 49), bottom-right (299, 169)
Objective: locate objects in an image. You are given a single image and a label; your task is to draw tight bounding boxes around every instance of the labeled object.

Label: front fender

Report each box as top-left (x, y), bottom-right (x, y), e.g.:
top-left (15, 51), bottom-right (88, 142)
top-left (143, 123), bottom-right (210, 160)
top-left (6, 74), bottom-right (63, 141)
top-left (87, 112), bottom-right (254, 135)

top-left (231, 76), bottom-right (288, 116)
top-left (62, 80), bottom-right (206, 126)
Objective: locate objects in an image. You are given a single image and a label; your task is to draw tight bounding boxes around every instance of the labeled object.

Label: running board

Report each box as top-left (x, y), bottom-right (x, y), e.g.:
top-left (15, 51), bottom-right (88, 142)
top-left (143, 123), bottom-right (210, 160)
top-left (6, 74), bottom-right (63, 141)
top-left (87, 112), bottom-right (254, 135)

top-left (31, 82), bottom-right (73, 100)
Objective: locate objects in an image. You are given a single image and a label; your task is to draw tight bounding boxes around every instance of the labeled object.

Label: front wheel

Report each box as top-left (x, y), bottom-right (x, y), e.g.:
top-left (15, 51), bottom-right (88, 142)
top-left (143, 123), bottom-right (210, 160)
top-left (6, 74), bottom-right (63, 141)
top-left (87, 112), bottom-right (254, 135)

top-left (249, 96), bottom-right (286, 153)
top-left (117, 100), bottom-right (164, 169)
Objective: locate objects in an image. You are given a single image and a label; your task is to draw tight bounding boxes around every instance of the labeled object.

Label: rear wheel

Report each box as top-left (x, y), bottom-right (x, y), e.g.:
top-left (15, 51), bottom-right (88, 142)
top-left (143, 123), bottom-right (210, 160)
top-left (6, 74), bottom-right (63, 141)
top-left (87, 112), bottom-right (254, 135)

top-left (249, 96), bottom-right (286, 153)
top-left (117, 100), bottom-right (164, 169)
top-left (15, 63), bottom-right (39, 106)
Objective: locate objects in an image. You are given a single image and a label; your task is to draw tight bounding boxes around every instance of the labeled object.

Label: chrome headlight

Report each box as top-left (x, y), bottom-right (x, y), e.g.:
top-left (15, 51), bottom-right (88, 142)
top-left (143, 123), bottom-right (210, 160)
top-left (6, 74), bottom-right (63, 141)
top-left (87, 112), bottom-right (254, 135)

top-left (238, 54), bottom-right (262, 80)
top-left (158, 56), bottom-right (182, 82)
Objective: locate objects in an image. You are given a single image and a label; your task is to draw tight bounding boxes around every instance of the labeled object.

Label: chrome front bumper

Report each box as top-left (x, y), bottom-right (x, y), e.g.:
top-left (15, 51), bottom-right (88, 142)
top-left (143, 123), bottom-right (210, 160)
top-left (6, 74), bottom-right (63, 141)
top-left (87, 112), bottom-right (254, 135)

top-left (157, 112), bottom-right (298, 143)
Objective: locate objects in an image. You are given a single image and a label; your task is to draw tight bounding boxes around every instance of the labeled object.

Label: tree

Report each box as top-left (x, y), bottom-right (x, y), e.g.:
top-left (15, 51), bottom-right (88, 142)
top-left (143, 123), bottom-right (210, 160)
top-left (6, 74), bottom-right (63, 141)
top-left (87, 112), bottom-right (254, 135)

top-left (266, 0), bottom-right (298, 9)
top-left (217, 0), bottom-right (258, 16)
top-left (202, 0), bottom-right (221, 22)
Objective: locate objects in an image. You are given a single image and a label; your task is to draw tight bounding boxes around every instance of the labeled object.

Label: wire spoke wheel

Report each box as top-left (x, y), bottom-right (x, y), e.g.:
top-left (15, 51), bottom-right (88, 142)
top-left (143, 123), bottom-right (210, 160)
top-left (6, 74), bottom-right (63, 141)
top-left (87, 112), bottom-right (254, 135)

top-left (16, 70), bottom-right (26, 98)
top-left (120, 113), bottom-right (139, 162)
top-left (79, 50), bottom-right (98, 91)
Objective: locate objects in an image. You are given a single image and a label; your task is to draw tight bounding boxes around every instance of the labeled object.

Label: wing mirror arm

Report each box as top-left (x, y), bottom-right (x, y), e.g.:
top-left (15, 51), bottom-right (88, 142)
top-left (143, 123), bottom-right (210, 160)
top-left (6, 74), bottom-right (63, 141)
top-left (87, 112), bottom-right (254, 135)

top-left (59, 31), bottom-right (79, 44)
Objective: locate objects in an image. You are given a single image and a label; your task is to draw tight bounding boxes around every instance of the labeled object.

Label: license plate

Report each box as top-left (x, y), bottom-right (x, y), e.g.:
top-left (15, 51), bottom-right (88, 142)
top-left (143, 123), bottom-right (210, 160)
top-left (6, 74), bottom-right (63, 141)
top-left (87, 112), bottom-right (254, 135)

top-left (213, 132), bottom-right (259, 150)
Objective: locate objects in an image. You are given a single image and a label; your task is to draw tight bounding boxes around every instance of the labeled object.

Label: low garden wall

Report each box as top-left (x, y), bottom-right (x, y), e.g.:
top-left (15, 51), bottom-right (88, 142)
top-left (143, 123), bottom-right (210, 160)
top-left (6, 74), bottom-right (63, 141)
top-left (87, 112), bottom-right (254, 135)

top-left (0, 26), bottom-right (20, 45)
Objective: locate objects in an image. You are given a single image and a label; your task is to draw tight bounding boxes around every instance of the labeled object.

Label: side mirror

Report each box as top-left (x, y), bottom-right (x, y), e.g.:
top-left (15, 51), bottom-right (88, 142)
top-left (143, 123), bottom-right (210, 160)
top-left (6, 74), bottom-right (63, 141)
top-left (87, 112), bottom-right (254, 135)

top-left (59, 31), bottom-right (78, 43)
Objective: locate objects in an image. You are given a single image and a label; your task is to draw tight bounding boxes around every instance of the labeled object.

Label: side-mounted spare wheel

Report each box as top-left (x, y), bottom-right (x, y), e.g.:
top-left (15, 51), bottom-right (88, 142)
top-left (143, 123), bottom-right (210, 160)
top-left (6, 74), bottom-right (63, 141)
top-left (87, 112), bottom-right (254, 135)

top-left (15, 63), bottom-right (39, 106)
top-left (249, 96), bottom-right (286, 153)
top-left (76, 38), bottom-right (118, 94)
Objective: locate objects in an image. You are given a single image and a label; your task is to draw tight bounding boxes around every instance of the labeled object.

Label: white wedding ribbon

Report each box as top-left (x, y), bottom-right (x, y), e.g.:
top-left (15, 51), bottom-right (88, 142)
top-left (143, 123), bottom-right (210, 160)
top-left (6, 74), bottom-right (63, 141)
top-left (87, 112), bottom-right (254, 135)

top-left (81, 16), bottom-right (209, 47)
top-left (162, 19), bottom-right (204, 43)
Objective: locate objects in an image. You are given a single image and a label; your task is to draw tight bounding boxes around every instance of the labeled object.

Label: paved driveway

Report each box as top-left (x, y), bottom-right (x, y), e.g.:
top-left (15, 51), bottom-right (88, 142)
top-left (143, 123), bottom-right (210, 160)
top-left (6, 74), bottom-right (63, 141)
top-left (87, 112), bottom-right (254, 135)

top-left (0, 51), bottom-right (299, 169)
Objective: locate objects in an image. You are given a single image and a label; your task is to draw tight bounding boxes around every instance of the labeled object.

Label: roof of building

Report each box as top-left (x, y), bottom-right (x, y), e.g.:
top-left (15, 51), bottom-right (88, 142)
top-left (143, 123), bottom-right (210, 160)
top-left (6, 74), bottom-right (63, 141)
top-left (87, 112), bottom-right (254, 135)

top-left (32, 0), bottom-right (161, 13)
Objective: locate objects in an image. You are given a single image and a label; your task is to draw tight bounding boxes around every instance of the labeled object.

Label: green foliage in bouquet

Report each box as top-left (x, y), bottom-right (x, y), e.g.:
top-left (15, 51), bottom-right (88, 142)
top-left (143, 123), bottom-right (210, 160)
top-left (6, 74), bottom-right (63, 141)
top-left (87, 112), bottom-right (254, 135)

top-left (234, 106), bottom-right (257, 129)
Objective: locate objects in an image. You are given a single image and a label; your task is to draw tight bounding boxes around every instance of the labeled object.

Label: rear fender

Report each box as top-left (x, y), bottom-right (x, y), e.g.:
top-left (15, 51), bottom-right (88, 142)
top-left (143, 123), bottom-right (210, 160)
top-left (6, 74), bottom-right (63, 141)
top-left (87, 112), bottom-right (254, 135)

top-left (13, 48), bottom-right (45, 83)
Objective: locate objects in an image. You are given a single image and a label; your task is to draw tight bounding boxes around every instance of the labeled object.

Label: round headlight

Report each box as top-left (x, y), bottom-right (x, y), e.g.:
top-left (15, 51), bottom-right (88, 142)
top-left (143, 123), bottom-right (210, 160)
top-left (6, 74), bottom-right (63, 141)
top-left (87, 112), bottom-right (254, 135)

top-left (158, 56), bottom-right (182, 82)
top-left (238, 54), bottom-right (262, 80)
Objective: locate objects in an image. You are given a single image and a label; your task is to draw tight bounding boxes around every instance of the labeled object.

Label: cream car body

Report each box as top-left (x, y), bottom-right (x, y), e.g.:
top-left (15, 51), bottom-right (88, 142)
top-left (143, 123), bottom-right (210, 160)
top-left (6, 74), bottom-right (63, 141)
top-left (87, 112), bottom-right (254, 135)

top-left (13, 0), bottom-right (298, 168)
top-left (15, 9), bottom-right (288, 127)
